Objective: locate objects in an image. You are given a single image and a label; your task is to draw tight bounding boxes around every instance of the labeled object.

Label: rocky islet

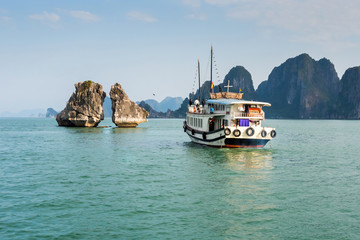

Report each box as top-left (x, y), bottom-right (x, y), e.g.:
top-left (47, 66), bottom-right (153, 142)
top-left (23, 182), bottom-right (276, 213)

top-left (56, 81), bottom-right (148, 127)
top-left (56, 81), bottom-right (106, 127)
top-left (110, 83), bottom-right (149, 127)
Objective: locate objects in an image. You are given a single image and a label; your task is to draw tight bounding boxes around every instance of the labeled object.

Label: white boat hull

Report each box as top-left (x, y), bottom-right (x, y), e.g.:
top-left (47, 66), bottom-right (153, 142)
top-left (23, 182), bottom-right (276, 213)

top-left (184, 122), bottom-right (274, 148)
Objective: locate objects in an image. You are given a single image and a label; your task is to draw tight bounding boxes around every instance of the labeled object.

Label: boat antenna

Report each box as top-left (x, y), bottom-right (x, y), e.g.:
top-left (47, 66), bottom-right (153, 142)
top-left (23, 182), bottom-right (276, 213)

top-left (198, 59), bottom-right (201, 102)
top-left (210, 46), bottom-right (213, 94)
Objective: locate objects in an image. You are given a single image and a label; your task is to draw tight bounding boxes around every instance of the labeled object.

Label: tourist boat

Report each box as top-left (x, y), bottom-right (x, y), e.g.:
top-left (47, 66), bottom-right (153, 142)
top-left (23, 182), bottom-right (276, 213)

top-left (183, 47), bottom-right (276, 148)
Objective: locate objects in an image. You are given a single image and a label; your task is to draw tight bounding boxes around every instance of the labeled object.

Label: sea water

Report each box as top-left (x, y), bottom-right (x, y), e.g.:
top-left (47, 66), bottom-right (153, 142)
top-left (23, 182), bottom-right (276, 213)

top-left (0, 118), bottom-right (359, 239)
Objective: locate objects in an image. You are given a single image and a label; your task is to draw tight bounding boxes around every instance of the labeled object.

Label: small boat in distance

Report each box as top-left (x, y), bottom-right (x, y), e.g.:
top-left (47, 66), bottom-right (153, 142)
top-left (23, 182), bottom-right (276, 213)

top-left (183, 47), bottom-right (276, 148)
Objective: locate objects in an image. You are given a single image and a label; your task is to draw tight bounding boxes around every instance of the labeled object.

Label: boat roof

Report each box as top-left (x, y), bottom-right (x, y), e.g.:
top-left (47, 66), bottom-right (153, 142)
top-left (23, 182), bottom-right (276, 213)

top-left (206, 98), bottom-right (271, 107)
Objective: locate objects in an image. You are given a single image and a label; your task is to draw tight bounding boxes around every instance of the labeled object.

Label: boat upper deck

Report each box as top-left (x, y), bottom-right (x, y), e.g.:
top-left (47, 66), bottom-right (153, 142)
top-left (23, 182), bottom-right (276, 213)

top-left (188, 98), bottom-right (270, 120)
top-left (206, 98), bottom-right (271, 107)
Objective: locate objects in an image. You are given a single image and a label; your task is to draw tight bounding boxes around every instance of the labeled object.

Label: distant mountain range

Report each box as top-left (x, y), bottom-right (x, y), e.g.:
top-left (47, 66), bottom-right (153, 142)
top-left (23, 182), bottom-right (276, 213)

top-left (0, 96), bottom-right (183, 119)
top-left (257, 54), bottom-right (359, 119)
top-left (2, 53), bottom-right (359, 119)
top-left (46, 108), bottom-right (58, 118)
top-left (103, 96), bottom-right (112, 118)
top-left (256, 53), bottom-right (340, 118)
top-left (136, 97), bottom-right (183, 112)
top-left (138, 99), bottom-right (188, 118)
top-left (105, 96), bottom-right (183, 118)
top-left (146, 53), bottom-right (359, 119)
top-left (0, 109), bottom-right (47, 118)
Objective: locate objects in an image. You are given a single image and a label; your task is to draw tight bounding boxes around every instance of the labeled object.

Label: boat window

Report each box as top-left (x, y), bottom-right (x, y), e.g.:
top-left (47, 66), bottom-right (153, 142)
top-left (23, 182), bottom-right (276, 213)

top-left (226, 107), bottom-right (230, 115)
top-left (222, 119), bottom-right (228, 127)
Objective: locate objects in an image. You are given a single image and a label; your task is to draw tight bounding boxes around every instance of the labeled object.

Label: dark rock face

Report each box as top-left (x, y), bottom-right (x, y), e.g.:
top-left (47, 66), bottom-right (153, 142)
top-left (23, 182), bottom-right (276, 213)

top-left (191, 66), bottom-right (255, 101)
top-left (138, 101), bottom-right (166, 118)
top-left (191, 80), bottom-right (212, 102)
top-left (46, 108), bottom-right (58, 118)
top-left (135, 53), bottom-right (359, 119)
top-left (110, 83), bottom-right (149, 127)
top-left (337, 66), bottom-right (360, 119)
top-left (256, 54), bottom-right (340, 118)
top-left (56, 81), bottom-right (106, 127)
top-left (220, 66), bottom-right (256, 100)
top-left (170, 98), bottom-right (188, 118)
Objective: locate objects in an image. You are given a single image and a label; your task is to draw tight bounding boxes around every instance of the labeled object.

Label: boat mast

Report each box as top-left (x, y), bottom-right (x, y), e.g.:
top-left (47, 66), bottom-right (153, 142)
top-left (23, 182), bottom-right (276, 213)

top-left (198, 59), bottom-right (201, 102)
top-left (211, 46), bottom-right (213, 94)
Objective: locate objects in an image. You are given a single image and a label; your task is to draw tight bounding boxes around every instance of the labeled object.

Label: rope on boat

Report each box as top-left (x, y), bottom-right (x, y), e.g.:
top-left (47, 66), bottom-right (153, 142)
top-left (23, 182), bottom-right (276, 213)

top-left (212, 50), bottom-right (222, 87)
top-left (191, 66), bottom-right (198, 98)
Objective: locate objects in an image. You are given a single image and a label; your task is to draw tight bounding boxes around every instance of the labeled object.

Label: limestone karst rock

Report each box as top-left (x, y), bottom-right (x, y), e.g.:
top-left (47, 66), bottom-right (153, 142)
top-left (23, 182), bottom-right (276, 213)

top-left (337, 66), bottom-right (360, 119)
top-left (256, 53), bottom-right (340, 118)
top-left (56, 81), bottom-right (106, 127)
top-left (220, 66), bottom-right (256, 100)
top-left (46, 108), bottom-right (58, 118)
top-left (110, 83), bottom-right (149, 127)
top-left (190, 66), bottom-right (256, 104)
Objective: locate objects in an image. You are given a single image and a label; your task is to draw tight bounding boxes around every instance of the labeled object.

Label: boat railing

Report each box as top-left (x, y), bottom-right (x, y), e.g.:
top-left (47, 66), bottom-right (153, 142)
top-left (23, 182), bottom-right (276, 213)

top-left (188, 105), bottom-right (225, 115)
top-left (188, 105), bottom-right (206, 114)
top-left (210, 92), bottom-right (243, 99)
top-left (232, 111), bottom-right (264, 119)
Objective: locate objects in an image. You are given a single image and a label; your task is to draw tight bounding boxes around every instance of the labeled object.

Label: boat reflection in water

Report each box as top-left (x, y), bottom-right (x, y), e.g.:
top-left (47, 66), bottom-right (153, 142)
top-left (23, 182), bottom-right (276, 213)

top-left (186, 142), bottom-right (274, 171)
top-left (221, 149), bottom-right (274, 171)
top-left (185, 145), bottom-right (277, 238)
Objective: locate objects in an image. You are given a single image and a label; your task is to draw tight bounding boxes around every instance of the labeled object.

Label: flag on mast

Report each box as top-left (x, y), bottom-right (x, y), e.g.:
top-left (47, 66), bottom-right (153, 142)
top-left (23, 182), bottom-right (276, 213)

top-left (211, 82), bottom-right (214, 89)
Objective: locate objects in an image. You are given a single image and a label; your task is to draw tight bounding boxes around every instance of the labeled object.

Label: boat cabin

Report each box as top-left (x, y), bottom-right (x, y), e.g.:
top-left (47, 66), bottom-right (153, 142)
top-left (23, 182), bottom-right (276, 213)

top-left (186, 99), bottom-right (271, 132)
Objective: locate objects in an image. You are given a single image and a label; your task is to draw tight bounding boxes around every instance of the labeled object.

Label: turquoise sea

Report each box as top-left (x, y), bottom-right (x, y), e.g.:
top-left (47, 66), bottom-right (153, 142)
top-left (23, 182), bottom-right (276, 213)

top-left (0, 118), bottom-right (359, 239)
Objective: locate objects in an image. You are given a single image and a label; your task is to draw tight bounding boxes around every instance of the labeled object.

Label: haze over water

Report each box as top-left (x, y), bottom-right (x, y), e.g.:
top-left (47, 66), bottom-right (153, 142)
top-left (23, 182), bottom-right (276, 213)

top-left (1, 118), bottom-right (359, 239)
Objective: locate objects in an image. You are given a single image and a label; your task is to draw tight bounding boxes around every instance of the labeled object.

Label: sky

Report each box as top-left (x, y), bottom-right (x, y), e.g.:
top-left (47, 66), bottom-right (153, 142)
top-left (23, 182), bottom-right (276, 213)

top-left (1, 0), bottom-right (360, 113)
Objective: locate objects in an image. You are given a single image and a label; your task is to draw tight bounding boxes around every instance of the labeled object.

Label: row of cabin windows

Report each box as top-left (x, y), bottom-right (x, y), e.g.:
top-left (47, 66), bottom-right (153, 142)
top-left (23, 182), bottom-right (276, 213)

top-left (187, 116), bottom-right (203, 128)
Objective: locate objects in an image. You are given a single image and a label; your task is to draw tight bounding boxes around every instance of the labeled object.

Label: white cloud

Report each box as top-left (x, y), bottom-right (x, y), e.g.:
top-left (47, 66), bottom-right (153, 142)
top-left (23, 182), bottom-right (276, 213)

top-left (68, 10), bottom-right (100, 22)
top-left (29, 11), bottom-right (60, 23)
top-left (205, 0), bottom-right (360, 42)
top-left (181, 0), bottom-right (207, 21)
top-left (127, 11), bottom-right (157, 23)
